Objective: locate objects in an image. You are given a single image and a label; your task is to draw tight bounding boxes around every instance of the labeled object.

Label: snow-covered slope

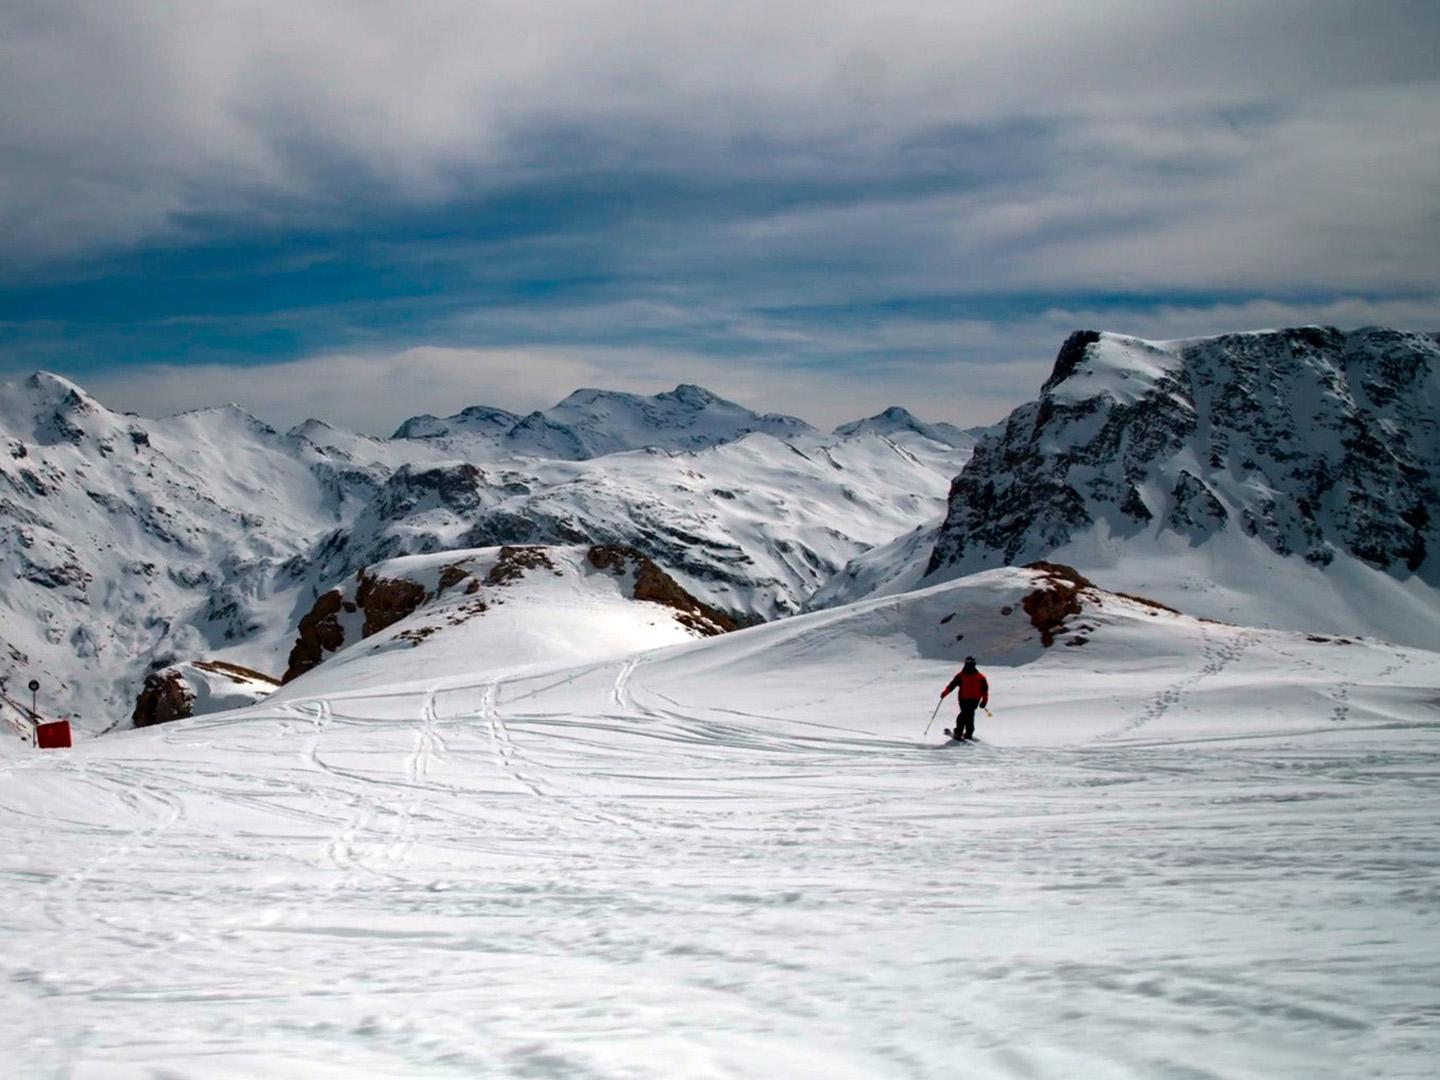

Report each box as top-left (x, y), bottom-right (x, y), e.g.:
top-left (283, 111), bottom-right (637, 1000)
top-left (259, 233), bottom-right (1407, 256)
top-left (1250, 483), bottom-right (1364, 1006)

top-left (393, 383), bottom-right (816, 459)
top-left (3, 562), bottom-right (1436, 1077)
top-left (276, 544), bottom-right (733, 698)
top-left (832, 405), bottom-right (978, 449)
top-left (832, 327), bottom-right (1440, 648)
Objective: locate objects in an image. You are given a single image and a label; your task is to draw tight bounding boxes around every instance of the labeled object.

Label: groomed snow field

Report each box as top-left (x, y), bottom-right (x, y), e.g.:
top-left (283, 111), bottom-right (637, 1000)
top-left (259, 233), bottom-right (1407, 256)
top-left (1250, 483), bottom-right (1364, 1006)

top-left (2, 569), bottom-right (1438, 1079)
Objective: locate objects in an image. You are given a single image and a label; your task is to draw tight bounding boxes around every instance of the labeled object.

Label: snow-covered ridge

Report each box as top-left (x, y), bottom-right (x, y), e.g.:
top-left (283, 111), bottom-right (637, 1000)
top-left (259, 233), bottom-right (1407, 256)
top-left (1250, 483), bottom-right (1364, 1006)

top-left (832, 405), bottom-right (980, 449)
top-left (919, 326), bottom-right (1440, 647)
top-left (273, 544), bottom-right (735, 700)
top-left (392, 382), bottom-right (816, 459)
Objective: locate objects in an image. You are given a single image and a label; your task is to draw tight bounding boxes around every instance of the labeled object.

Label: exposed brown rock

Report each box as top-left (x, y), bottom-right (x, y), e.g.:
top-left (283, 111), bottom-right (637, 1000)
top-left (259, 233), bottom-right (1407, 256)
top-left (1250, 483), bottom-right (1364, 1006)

top-left (1021, 561), bottom-right (1092, 647)
top-left (437, 564), bottom-right (471, 592)
top-left (1111, 591), bottom-right (1181, 614)
top-left (132, 671), bottom-right (194, 728)
top-left (587, 544), bottom-right (737, 636)
top-left (397, 625), bottom-right (441, 647)
top-left (191, 659), bottom-right (278, 686)
top-left (486, 545), bottom-right (556, 585)
top-left (1022, 561), bottom-right (1093, 590)
top-left (281, 571), bottom-right (432, 683)
top-left (281, 589), bottom-right (347, 683)
top-left (586, 544), bottom-right (628, 574)
top-left (356, 572), bottom-right (427, 637)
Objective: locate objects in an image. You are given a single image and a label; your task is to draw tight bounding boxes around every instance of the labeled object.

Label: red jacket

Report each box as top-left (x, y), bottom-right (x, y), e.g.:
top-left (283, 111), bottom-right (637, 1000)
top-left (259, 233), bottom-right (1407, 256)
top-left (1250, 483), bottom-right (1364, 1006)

top-left (943, 669), bottom-right (988, 704)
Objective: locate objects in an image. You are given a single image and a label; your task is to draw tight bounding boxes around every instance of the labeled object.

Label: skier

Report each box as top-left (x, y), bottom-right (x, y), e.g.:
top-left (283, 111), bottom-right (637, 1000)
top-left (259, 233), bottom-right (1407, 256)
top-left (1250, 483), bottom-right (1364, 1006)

top-left (940, 656), bottom-right (989, 741)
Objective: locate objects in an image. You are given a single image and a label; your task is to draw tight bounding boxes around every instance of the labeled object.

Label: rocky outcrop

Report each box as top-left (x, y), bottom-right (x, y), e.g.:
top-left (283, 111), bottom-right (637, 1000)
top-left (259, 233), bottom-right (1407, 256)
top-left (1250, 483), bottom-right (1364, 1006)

top-left (356, 572), bottom-right (427, 637)
top-left (368, 463), bottom-right (489, 523)
top-left (282, 589), bottom-right (350, 683)
top-left (486, 545), bottom-right (556, 585)
top-left (132, 660), bottom-right (279, 727)
top-left (282, 569), bottom-right (429, 682)
top-left (133, 670), bottom-right (194, 727)
top-left (1020, 562), bottom-right (1093, 647)
top-left (587, 544), bottom-right (738, 636)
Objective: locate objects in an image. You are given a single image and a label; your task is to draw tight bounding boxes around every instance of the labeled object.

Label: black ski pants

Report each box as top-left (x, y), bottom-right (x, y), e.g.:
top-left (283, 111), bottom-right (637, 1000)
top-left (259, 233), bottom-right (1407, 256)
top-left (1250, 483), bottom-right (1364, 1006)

top-left (955, 699), bottom-right (980, 740)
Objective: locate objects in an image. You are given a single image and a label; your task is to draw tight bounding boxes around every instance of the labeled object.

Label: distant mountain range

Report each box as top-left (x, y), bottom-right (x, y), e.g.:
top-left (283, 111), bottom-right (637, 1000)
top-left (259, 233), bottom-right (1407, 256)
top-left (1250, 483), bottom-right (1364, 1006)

top-left (391, 383), bottom-right (816, 459)
top-left (0, 374), bottom-right (969, 728)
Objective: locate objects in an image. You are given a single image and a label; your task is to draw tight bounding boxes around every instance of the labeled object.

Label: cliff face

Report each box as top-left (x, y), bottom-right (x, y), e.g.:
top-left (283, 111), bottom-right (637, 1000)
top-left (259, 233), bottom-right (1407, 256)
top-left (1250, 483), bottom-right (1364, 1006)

top-left (282, 569), bottom-right (430, 683)
top-left (920, 327), bottom-right (1440, 647)
top-left (929, 327), bottom-right (1440, 578)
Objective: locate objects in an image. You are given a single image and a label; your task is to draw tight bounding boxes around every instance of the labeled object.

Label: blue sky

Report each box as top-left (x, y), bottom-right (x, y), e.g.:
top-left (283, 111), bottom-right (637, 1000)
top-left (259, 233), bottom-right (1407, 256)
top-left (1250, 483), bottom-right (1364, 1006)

top-left (2, 1), bottom-right (1437, 432)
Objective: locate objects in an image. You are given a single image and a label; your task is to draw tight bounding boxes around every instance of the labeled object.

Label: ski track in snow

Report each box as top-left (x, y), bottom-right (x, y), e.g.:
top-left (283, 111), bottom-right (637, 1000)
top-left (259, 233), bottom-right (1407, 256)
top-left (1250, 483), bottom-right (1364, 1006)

top-left (2, 630), bottom-right (1440, 1078)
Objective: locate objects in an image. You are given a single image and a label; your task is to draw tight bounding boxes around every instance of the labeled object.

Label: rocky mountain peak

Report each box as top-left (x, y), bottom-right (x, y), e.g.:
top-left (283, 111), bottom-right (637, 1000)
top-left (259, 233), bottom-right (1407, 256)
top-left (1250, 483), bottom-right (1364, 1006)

top-left (923, 326), bottom-right (1440, 646)
top-left (660, 383), bottom-right (720, 407)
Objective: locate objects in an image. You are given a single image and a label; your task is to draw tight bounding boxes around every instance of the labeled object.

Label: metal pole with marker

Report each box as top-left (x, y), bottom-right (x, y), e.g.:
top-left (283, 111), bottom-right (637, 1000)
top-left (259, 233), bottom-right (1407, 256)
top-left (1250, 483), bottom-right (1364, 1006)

top-left (29, 678), bottom-right (40, 720)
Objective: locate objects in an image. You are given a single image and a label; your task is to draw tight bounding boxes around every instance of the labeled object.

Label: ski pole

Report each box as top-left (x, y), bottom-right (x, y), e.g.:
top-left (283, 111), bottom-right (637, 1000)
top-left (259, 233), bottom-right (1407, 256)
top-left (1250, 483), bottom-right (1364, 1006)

top-left (924, 698), bottom-right (943, 735)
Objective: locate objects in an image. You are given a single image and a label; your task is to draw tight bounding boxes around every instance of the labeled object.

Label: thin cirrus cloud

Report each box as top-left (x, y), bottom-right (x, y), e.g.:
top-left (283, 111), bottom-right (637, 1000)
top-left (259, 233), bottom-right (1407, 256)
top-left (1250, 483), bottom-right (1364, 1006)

top-left (0, 1), bottom-right (1437, 430)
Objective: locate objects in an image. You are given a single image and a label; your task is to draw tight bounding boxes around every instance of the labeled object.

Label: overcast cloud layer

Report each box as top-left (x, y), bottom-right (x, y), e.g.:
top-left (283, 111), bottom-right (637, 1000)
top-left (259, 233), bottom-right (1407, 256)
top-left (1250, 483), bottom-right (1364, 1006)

top-left (2, 1), bottom-right (1437, 431)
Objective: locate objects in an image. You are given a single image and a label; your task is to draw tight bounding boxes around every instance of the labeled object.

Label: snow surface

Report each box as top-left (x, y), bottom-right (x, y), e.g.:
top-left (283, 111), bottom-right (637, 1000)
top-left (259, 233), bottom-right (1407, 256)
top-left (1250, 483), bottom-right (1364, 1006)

top-left (3, 567), bottom-right (1438, 1078)
top-left (280, 545), bottom-right (722, 698)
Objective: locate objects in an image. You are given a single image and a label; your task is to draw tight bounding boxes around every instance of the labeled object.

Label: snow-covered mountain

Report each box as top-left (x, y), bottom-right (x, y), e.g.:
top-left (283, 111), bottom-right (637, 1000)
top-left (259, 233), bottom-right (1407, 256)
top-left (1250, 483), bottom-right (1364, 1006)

top-left (307, 431), bottom-right (966, 624)
top-left (833, 406), bottom-right (980, 449)
top-left (826, 327), bottom-right (1440, 648)
top-left (393, 383), bottom-right (816, 459)
top-left (0, 372), bottom-right (967, 730)
top-left (392, 404), bottom-right (522, 440)
top-left (0, 372), bottom-right (340, 730)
